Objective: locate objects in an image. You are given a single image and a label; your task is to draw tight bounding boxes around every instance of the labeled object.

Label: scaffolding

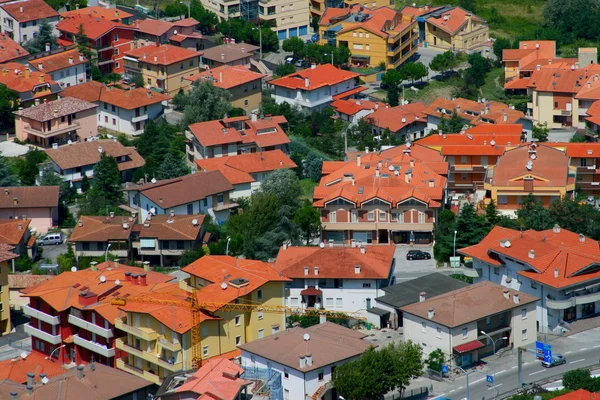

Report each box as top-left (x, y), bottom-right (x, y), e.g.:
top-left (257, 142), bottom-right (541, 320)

top-left (242, 366), bottom-right (283, 400)
top-left (240, 0), bottom-right (258, 22)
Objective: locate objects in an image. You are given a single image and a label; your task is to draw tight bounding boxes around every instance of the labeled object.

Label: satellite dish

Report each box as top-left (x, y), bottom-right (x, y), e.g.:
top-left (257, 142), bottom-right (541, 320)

top-left (505, 240), bottom-right (512, 248)
top-left (150, 178), bottom-right (157, 184)
top-left (401, 117), bottom-right (406, 123)
top-left (20, 352), bottom-right (27, 359)
top-left (150, 207), bottom-right (156, 215)
top-left (406, 142), bottom-right (412, 148)
top-left (388, 165), bottom-right (395, 171)
top-left (531, 154), bottom-right (537, 160)
top-left (319, 242), bottom-right (325, 248)
top-left (221, 282), bottom-right (228, 290)
top-left (115, 279), bottom-right (121, 285)
top-left (303, 333), bottom-right (310, 341)
top-left (41, 376), bottom-right (49, 385)
top-left (71, 267), bottom-right (77, 272)
top-left (100, 276), bottom-right (107, 283)
top-left (490, 140), bottom-right (496, 146)
top-left (192, 218), bottom-right (199, 226)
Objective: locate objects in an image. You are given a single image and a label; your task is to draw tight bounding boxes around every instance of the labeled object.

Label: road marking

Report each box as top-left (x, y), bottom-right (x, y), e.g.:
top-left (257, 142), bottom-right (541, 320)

top-left (565, 351), bottom-right (573, 354)
top-left (449, 390), bottom-right (455, 393)
top-left (497, 369), bottom-right (506, 374)
top-left (581, 348), bottom-right (588, 351)
top-left (571, 359), bottom-right (586, 364)
top-left (594, 345), bottom-right (600, 348)
top-left (488, 384), bottom-right (503, 390)
top-left (457, 387), bottom-right (463, 390)
top-left (512, 366), bottom-right (518, 369)
top-left (530, 370), bottom-right (545, 376)
top-left (473, 378), bottom-right (485, 384)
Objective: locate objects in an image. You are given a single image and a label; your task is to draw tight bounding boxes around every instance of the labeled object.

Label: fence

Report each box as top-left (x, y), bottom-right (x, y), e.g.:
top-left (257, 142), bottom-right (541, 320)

top-left (386, 386), bottom-right (429, 400)
top-left (242, 366), bottom-right (283, 400)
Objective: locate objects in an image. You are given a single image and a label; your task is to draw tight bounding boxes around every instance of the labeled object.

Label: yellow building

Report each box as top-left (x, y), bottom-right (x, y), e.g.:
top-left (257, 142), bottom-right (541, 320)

top-left (423, 7), bottom-right (489, 52)
top-left (0, 244), bottom-right (18, 334)
top-left (310, 0), bottom-right (391, 19)
top-left (319, 5), bottom-right (418, 70)
top-left (123, 44), bottom-right (202, 96)
top-left (115, 256), bottom-right (289, 384)
top-left (259, 0), bottom-right (311, 40)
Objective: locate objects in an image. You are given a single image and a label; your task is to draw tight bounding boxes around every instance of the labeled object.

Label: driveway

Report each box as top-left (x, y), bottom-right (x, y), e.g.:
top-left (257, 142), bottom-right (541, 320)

top-left (413, 46), bottom-right (445, 80)
top-left (39, 240), bottom-right (67, 264)
top-left (548, 128), bottom-right (577, 142)
top-left (393, 246), bottom-right (437, 282)
top-left (164, 110), bottom-right (184, 126)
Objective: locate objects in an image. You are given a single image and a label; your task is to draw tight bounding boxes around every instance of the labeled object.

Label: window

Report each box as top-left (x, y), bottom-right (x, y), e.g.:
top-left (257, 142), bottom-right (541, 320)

top-left (531, 280), bottom-right (537, 289)
top-left (351, 210), bottom-right (358, 223)
top-left (418, 212), bottom-right (426, 224)
top-left (486, 316), bottom-right (491, 325)
top-left (330, 211), bottom-right (337, 223)
top-left (202, 325), bottom-right (208, 336)
top-left (258, 310), bottom-right (264, 320)
top-left (112, 118), bottom-right (116, 126)
top-left (114, 33), bottom-right (119, 41)
top-left (244, 99), bottom-right (249, 106)
top-left (367, 211), bottom-right (375, 221)
top-left (421, 322), bottom-right (426, 333)
top-left (284, 369), bottom-right (289, 379)
top-left (236, 335), bottom-right (241, 345)
top-left (257, 289), bottom-right (263, 300)
top-left (363, 282), bottom-right (371, 288)
top-left (318, 371), bottom-right (324, 381)
top-left (23, 34), bottom-right (27, 41)
top-left (258, 328), bottom-right (264, 339)
top-left (180, 63), bottom-right (184, 70)
top-left (436, 327), bottom-right (441, 338)
top-left (104, 116), bottom-right (108, 123)
top-left (494, 268), bottom-right (499, 275)
top-left (235, 315), bottom-right (241, 326)
top-left (366, 44), bottom-right (370, 51)
top-left (521, 308), bottom-right (527, 319)
top-left (325, 298), bottom-right (334, 308)
top-left (353, 44), bottom-right (363, 50)
top-left (498, 195), bottom-right (508, 205)
top-left (189, 59), bottom-right (194, 67)
top-left (462, 327), bottom-right (468, 338)
top-left (104, 102), bottom-right (108, 110)
top-left (522, 329), bottom-right (528, 340)
top-left (379, 211), bottom-right (386, 221)
top-left (82, 242), bottom-right (90, 251)
top-left (336, 298), bottom-right (343, 308)
top-left (202, 345), bottom-right (209, 357)
top-left (217, 193), bottom-right (224, 203)
top-left (114, 48), bottom-right (119, 56)
top-left (304, 266), bottom-right (309, 276)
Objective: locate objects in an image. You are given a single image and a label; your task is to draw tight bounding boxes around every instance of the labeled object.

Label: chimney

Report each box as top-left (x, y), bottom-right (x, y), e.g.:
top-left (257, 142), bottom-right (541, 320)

top-left (24, 67), bottom-right (30, 79)
top-left (306, 353), bottom-right (313, 366)
top-left (251, 113), bottom-right (258, 122)
top-left (354, 264), bottom-right (361, 274)
top-left (27, 372), bottom-right (35, 387)
top-left (503, 113), bottom-right (508, 122)
top-left (110, 211), bottom-right (115, 218)
top-left (38, 63), bottom-right (43, 70)
top-left (139, 273), bottom-right (147, 286)
top-left (378, 160), bottom-right (383, 169)
top-left (428, 179), bottom-right (435, 188)
top-left (45, 42), bottom-right (50, 52)
top-left (360, 247), bottom-right (366, 254)
top-left (513, 293), bottom-right (520, 304)
top-left (404, 173), bottom-right (410, 183)
top-left (410, 159), bottom-right (415, 167)
top-left (19, 5), bottom-right (23, 12)
top-left (428, 309), bottom-right (434, 319)
top-left (319, 312), bottom-right (327, 324)
top-left (299, 355), bottom-right (306, 369)
top-left (154, 56), bottom-right (158, 62)
top-left (91, 261), bottom-right (98, 272)
top-left (39, 373), bottom-right (47, 382)
top-left (503, 289), bottom-right (509, 299)
top-left (131, 274), bottom-right (139, 284)
top-left (10, 392), bottom-right (18, 400)
top-left (375, 167), bottom-right (380, 177)
top-left (26, 386), bottom-right (33, 395)
top-left (466, 13), bottom-right (472, 31)
top-left (580, 233), bottom-right (585, 242)
top-left (69, 57), bottom-right (74, 65)
top-left (528, 250), bottom-right (535, 259)
top-left (554, 269), bottom-right (559, 278)
top-left (356, 154), bottom-right (361, 167)
top-left (419, 291), bottom-right (426, 302)
top-left (13, 197), bottom-right (18, 205)
top-left (17, 222), bottom-right (22, 230)
top-left (124, 271), bottom-right (131, 282)
top-left (553, 224), bottom-right (560, 233)
top-left (220, 53), bottom-right (225, 60)
top-left (536, 64), bottom-right (541, 71)
top-left (77, 365), bottom-right (84, 379)
top-left (311, 63), bottom-right (316, 69)
top-left (305, 77), bottom-right (310, 87)
top-left (39, 74), bottom-right (45, 83)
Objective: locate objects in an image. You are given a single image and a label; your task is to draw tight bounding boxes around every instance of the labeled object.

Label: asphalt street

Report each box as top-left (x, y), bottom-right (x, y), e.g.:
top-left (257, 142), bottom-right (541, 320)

top-left (436, 346), bottom-right (600, 400)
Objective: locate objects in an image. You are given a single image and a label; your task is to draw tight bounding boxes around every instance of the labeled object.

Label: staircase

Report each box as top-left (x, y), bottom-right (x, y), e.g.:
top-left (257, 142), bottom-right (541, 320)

top-left (250, 59), bottom-right (273, 78)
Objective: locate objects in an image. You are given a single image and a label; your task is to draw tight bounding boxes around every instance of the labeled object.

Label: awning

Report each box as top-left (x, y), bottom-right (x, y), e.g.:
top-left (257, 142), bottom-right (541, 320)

top-left (367, 307), bottom-right (390, 316)
top-left (300, 288), bottom-right (322, 296)
top-left (453, 340), bottom-right (485, 354)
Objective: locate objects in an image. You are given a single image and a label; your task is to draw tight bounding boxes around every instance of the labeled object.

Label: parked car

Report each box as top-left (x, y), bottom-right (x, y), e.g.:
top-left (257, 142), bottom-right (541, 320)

top-left (406, 250), bottom-right (431, 260)
top-left (295, 59), bottom-right (305, 67)
top-left (39, 233), bottom-right (63, 246)
top-left (285, 56), bottom-right (295, 64)
top-left (311, 33), bottom-right (320, 42)
top-left (587, 196), bottom-right (595, 206)
top-left (541, 354), bottom-right (566, 368)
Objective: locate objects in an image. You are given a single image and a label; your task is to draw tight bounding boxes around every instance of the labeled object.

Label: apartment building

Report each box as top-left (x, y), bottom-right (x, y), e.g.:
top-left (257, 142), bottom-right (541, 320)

top-left (310, 0), bottom-right (391, 19)
top-left (586, 99), bottom-right (600, 136)
top-left (60, 6), bottom-right (133, 24)
top-left (196, 150), bottom-right (297, 199)
top-left (260, 0), bottom-right (310, 40)
top-left (45, 139), bottom-right (145, 190)
top-left (270, 63), bottom-right (359, 111)
top-left (402, 281), bottom-right (537, 366)
top-left (124, 43), bottom-right (202, 95)
top-left (315, 144), bottom-right (447, 245)
top-left (0, 243), bottom-right (17, 334)
top-left (366, 102), bottom-right (427, 142)
top-left (186, 114), bottom-right (289, 160)
top-left (28, 48), bottom-right (88, 89)
top-left (319, 5), bottom-right (417, 70)
top-left (132, 18), bottom-right (204, 50)
top-left (484, 144), bottom-right (575, 215)
top-left (200, 43), bottom-right (259, 68)
top-left (502, 40), bottom-right (561, 91)
top-left (0, 32), bottom-right (28, 64)
top-left (14, 97), bottom-right (97, 148)
top-left (115, 255), bottom-right (289, 385)
top-left (0, 63), bottom-right (62, 107)
top-left (123, 170), bottom-right (237, 223)
top-left (61, 81), bottom-right (171, 135)
top-left (461, 226), bottom-right (600, 334)
top-left (0, 186), bottom-right (59, 233)
top-left (56, 15), bottom-right (136, 73)
top-left (423, 6), bottom-right (489, 53)
top-left (20, 261), bottom-right (176, 367)
top-left (185, 65), bottom-right (265, 114)
top-left (274, 245), bottom-right (395, 316)
top-left (0, 0), bottom-right (59, 44)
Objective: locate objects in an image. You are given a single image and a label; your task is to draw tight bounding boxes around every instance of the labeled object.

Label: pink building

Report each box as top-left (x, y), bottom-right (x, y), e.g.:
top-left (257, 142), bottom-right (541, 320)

top-left (0, 187), bottom-right (59, 233)
top-left (14, 96), bottom-right (98, 148)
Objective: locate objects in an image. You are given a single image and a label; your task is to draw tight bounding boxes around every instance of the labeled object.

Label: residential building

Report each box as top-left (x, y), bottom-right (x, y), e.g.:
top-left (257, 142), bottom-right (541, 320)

top-left (401, 281), bottom-right (537, 366)
top-left (585, 99), bottom-right (600, 137)
top-left (61, 81), bottom-right (171, 135)
top-left (543, 143), bottom-right (600, 196)
top-left (45, 139), bottom-right (145, 190)
top-left (14, 96), bottom-right (97, 148)
top-left (0, 219), bottom-right (34, 265)
top-left (20, 260), bottom-right (176, 367)
top-left (270, 63), bottom-right (359, 111)
top-left (460, 226), bottom-right (600, 334)
top-left (240, 322), bottom-right (372, 400)
top-left (274, 245), bottom-right (395, 316)
top-left (155, 357), bottom-right (250, 400)
top-left (0, 243), bottom-right (17, 334)
top-left (422, 6), bottom-right (489, 53)
top-left (70, 215), bottom-right (135, 259)
top-left (195, 150), bottom-right (297, 199)
top-left (116, 255), bottom-right (290, 385)
top-left (123, 43), bottom-right (202, 95)
top-left (0, 351), bottom-right (64, 383)
top-left (330, 98), bottom-right (384, 125)
top-left (310, 0), bottom-right (391, 19)
top-left (370, 272), bottom-right (469, 329)
top-left (0, 186), bottom-right (59, 233)
top-left (122, 170), bottom-right (237, 223)
top-left (484, 144), bottom-right (575, 215)
top-left (185, 65), bottom-right (264, 114)
top-left (60, 5), bottom-right (134, 24)
top-left (0, 33), bottom-right (28, 64)
top-left (132, 214), bottom-right (205, 267)
top-left (132, 18), bottom-right (206, 51)
top-left (169, 18), bottom-right (208, 50)
top-left (319, 5), bottom-right (418, 70)
top-left (56, 15), bottom-right (136, 73)
top-left (7, 275), bottom-right (51, 311)
top-left (200, 42), bottom-right (259, 68)
top-left (186, 115), bottom-right (289, 160)
top-left (0, 0), bottom-right (59, 44)
top-left (366, 102), bottom-right (427, 141)
top-left (0, 63), bottom-right (62, 107)
top-left (28, 48), bottom-right (88, 88)
top-left (314, 144), bottom-right (447, 245)
top-left (0, 360), bottom-right (154, 399)
top-left (259, 0), bottom-right (310, 40)
top-left (502, 40), bottom-right (562, 91)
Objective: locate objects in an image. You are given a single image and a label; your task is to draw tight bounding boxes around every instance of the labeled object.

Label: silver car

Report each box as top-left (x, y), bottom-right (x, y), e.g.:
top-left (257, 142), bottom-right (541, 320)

top-left (541, 354), bottom-right (566, 368)
top-left (39, 233), bottom-right (63, 246)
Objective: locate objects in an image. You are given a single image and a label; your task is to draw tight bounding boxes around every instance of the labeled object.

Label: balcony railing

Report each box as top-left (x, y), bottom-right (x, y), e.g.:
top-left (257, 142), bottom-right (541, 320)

top-left (115, 338), bottom-right (144, 357)
top-left (116, 358), bottom-right (162, 385)
top-left (24, 323), bottom-right (62, 345)
top-left (158, 337), bottom-right (182, 352)
top-left (546, 291), bottom-right (600, 310)
top-left (115, 318), bottom-right (158, 341)
top-left (22, 305), bottom-right (60, 325)
top-left (68, 314), bottom-right (114, 339)
top-left (24, 122), bottom-right (80, 138)
top-left (73, 334), bottom-right (116, 358)
top-left (142, 350), bottom-right (183, 372)
top-left (131, 114), bottom-right (148, 123)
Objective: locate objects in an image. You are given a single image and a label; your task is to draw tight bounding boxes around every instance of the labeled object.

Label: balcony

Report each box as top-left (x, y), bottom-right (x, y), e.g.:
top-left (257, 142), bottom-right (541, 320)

top-left (24, 323), bottom-right (62, 345)
top-left (73, 334), bottom-right (116, 358)
top-left (115, 318), bottom-right (158, 342)
top-left (546, 291), bottom-right (600, 310)
top-left (131, 114), bottom-right (148, 123)
top-left (552, 108), bottom-right (571, 116)
top-left (575, 166), bottom-right (597, 174)
top-left (158, 336), bottom-right (182, 352)
top-left (22, 305), bottom-right (60, 325)
top-left (116, 358), bottom-right (162, 385)
top-left (68, 314), bottom-right (114, 339)
top-left (24, 122), bottom-right (80, 138)
top-left (115, 338), bottom-right (144, 357)
top-left (142, 350), bottom-right (183, 372)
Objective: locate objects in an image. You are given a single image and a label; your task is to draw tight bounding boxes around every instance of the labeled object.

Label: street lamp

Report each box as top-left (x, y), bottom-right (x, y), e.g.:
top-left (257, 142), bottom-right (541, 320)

top-left (453, 230), bottom-right (457, 257)
top-left (253, 27), bottom-right (263, 60)
top-left (47, 344), bottom-right (66, 362)
top-left (480, 331), bottom-right (508, 356)
top-left (225, 237), bottom-right (231, 256)
top-left (457, 366), bottom-right (474, 400)
top-left (324, 52), bottom-right (334, 65)
top-left (179, 1), bottom-right (191, 18)
top-left (105, 243), bottom-right (112, 262)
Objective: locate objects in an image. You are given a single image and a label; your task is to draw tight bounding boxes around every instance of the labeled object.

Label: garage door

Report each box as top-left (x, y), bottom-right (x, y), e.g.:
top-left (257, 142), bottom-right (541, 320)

top-left (278, 30), bottom-right (287, 40)
top-left (299, 25), bottom-right (308, 36)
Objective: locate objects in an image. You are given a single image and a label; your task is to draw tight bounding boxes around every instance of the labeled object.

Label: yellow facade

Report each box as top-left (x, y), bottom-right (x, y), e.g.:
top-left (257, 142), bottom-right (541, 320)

top-left (0, 260), bottom-right (9, 334)
top-left (424, 17), bottom-right (489, 52)
top-left (259, 0), bottom-right (310, 39)
top-left (310, 0), bottom-right (391, 19)
top-left (229, 78), bottom-right (263, 114)
top-left (124, 57), bottom-right (201, 96)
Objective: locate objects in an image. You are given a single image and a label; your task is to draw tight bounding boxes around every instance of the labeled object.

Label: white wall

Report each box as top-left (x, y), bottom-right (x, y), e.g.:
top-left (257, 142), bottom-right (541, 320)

top-left (1, 15), bottom-right (59, 44)
top-left (272, 77), bottom-right (356, 111)
top-left (98, 101), bottom-right (164, 136)
top-left (47, 65), bottom-right (87, 88)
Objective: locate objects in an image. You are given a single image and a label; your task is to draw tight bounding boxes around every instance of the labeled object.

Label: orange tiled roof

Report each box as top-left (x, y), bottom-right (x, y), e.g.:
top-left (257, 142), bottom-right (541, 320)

top-left (29, 49), bottom-right (87, 74)
top-left (196, 150), bottom-right (296, 185)
top-left (0, 33), bottom-right (28, 64)
top-left (319, 6), bottom-right (351, 26)
top-left (61, 6), bottom-right (133, 21)
top-left (365, 102), bottom-right (427, 132)
top-left (0, 219), bottom-right (30, 245)
top-left (175, 357), bottom-right (250, 399)
top-left (0, 352), bottom-right (65, 384)
top-left (0, 0), bottom-right (58, 23)
top-left (424, 97), bottom-right (526, 125)
top-left (417, 125), bottom-right (523, 152)
top-left (45, 139), bottom-right (145, 171)
top-left (331, 98), bottom-right (383, 116)
top-left (124, 43), bottom-right (201, 66)
top-left (137, 214), bottom-right (204, 241)
top-left (0, 186), bottom-right (59, 209)
top-left (528, 64), bottom-right (600, 93)
top-left (56, 15), bottom-right (132, 40)
top-left (400, 5), bottom-right (443, 17)
top-left (185, 65), bottom-right (264, 89)
top-left (0, 63), bottom-right (60, 96)
top-left (61, 80), bottom-right (171, 110)
top-left (173, 17), bottom-right (199, 27)
top-left (270, 64), bottom-right (359, 91)
top-left (70, 215), bottom-right (135, 242)
top-left (425, 7), bottom-right (485, 35)
top-left (0, 242), bottom-right (17, 263)
top-left (552, 390), bottom-right (598, 400)
top-left (130, 18), bottom-right (173, 36)
top-left (334, 6), bottom-right (413, 39)
top-left (545, 142), bottom-right (600, 158)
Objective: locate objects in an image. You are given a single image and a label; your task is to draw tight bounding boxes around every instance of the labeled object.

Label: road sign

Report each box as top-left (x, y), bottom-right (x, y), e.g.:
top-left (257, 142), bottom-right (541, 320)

top-left (449, 256), bottom-right (461, 268)
top-left (486, 375), bottom-right (494, 384)
top-left (442, 365), bottom-right (449, 374)
top-left (535, 341), bottom-right (552, 362)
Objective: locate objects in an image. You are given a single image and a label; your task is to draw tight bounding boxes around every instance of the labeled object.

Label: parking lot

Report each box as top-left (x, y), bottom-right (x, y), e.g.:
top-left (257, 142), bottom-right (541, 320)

top-left (392, 246), bottom-right (437, 282)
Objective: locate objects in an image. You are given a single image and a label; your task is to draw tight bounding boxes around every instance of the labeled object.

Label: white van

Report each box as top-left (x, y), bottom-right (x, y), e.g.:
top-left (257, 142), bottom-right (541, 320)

top-left (39, 233), bottom-right (63, 246)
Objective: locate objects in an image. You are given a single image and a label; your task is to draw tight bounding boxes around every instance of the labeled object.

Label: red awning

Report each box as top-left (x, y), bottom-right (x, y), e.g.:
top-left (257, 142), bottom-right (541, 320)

top-left (300, 288), bottom-right (323, 296)
top-left (453, 340), bottom-right (485, 354)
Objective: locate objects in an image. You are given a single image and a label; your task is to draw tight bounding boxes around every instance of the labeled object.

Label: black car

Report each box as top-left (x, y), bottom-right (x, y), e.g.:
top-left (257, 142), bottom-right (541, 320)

top-left (406, 250), bottom-right (432, 260)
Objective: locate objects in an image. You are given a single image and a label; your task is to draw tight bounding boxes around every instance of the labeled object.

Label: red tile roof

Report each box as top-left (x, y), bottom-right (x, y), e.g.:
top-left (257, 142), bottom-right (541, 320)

top-left (125, 43), bottom-right (201, 65)
top-left (274, 246), bottom-right (395, 279)
top-left (331, 98), bottom-right (383, 116)
top-left (0, 33), bottom-right (28, 64)
top-left (61, 80), bottom-right (171, 110)
top-left (424, 97), bottom-right (526, 125)
top-left (130, 18), bottom-right (173, 36)
top-left (454, 340), bottom-right (485, 353)
top-left (0, 352), bottom-right (65, 384)
top-left (400, 5), bottom-right (443, 17)
top-left (270, 64), bottom-right (359, 91)
top-left (365, 102), bottom-right (427, 133)
top-left (0, 63), bottom-right (60, 96)
top-left (0, 219), bottom-right (30, 245)
top-left (185, 65), bottom-right (264, 89)
top-left (196, 150), bottom-right (296, 185)
top-left (8, 274), bottom-right (52, 289)
top-left (528, 64), bottom-right (600, 93)
top-left (137, 214), bottom-right (204, 241)
top-left (0, 186), bottom-right (59, 209)
top-left (61, 6), bottom-right (133, 21)
top-left (45, 139), bottom-right (145, 171)
top-left (15, 96), bottom-right (97, 122)
top-left (0, 242), bottom-right (18, 263)
top-left (173, 17), bottom-right (199, 27)
top-left (56, 15), bottom-right (132, 40)
top-left (331, 85), bottom-right (367, 100)
top-left (328, 6), bottom-right (414, 39)
top-left (175, 357), bottom-right (250, 399)
top-left (0, 0), bottom-right (58, 22)
top-left (552, 390), bottom-right (598, 400)
top-left (29, 48), bottom-right (87, 74)
top-left (426, 7), bottom-right (485, 35)
top-left (70, 215), bottom-right (135, 242)
top-left (545, 142), bottom-right (600, 158)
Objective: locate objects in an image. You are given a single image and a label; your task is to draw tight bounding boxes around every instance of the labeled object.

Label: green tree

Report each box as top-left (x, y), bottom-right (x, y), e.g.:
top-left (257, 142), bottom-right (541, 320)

top-left (465, 52), bottom-right (491, 88)
top-left (190, 0), bottom-right (219, 34)
top-left (485, 199), bottom-right (500, 226)
top-left (563, 369), bottom-right (593, 391)
top-left (179, 247), bottom-right (205, 266)
top-left (348, 118), bottom-right (376, 151)
top-left (493, 37), bottom-right (512, 61)
top-left (293, 202), bottom-right (321, 245)
top-left (426, 349), bottom-right (446, 374)
top-left (543, 0), bottom-right (600, 43)
top-left (533, 122), bottom-right (549, 142)
top-left (39, 165), bottom-right (63, 187)
top-left (438, 110), bottom-right (465, 133)
top-left (91, 66), bottom-right (102, 82)
top-left (57, 243), bottom-right (76, 273)
top-left (229, 107), bottom-right (246, 117)
top-left (274, 62), bottom-right (296, 77)
top-left (429, 51), bottom-right (456, 77)
top-left (303, 152), bottom-right (322, 182)
top-left (454, 203), bottom-right (490, 251)
top-left (132, 74), bottom-right (145, 88)
top-left (282, 37), bottom-right (306, 58)
top-left (433, 209), bottom-right (456, 263)
top-left (156, 152), bottom-right (189, 180)
top-left (401, 62), bottom-right (428, 84)
top-left (517, 194), bottom-right (553, 230)
top-left (11, 149), bottom-right (47, 185)
top-left (80, 174), bottom-right (90, 192)
top-left (0, 86), bottom-right (19, 130)
top-left (23, 19), bottom-right (58, 54)
top-left (180, 81), bottom-right (232, 126)
top-left (79, 153), bottom-right (122, 215)
top-left (0, 152), bottom-right (18, 187)
top-left (381, 69), bottom-right (406, 107)
top-left (164, 1), bottom-right (188, 17)
top-left (75, 24), bottom-right (93, 61)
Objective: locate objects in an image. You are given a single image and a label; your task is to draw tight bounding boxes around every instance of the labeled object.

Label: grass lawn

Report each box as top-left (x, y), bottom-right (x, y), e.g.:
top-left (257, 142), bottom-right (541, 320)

top-left (402, 75), bottom-right (462, 105)
top-left (300, 178), bottom-right (318, 201)
top-left (479, 67), bottom-right (530, 109)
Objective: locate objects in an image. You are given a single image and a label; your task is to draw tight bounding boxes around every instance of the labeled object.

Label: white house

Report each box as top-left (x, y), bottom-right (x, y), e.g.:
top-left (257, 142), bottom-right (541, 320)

top-left (460, 225), bottom-right (600, 334)
top-left (401, 281), bottom-right (538, 367)
top-left (60, 81), bottom-right (171, 136)
top-left (0, 0), bottom-right (59, 44)
top-left (29, 48), bottom-right (87, 88)
top-left (273, 245), bottom-right (396, 317)
top-left (240, 322), bottom-right (372, 400)
top-left (270, 64), bottom-right (360, 112)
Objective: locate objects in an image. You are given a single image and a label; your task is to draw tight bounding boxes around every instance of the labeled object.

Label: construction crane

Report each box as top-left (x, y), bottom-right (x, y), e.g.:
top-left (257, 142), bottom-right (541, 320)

top-left (111, 292), bottom-right (366, 369)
